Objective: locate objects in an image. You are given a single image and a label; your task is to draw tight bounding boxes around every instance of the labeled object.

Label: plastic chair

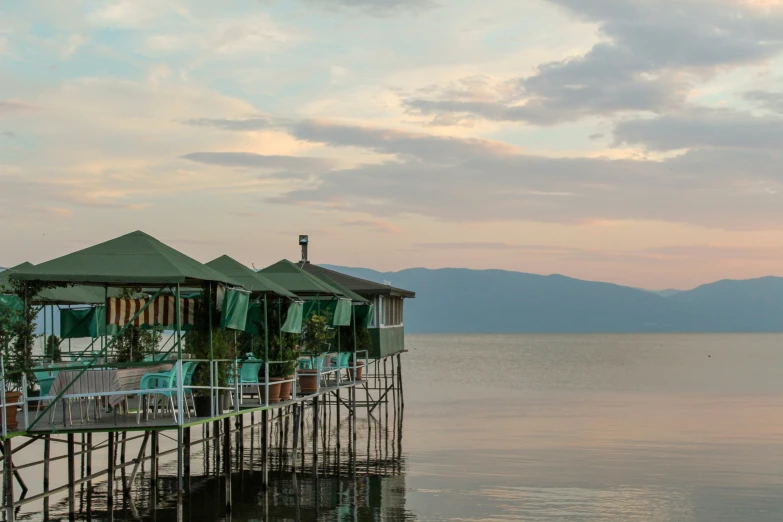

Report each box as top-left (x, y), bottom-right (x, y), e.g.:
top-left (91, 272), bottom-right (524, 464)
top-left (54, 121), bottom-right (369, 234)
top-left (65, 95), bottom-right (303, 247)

top-left (32, 368), bottom-right (56, 414)
top-left (137, 362), bottom-right (193, 423)
top-left (237, 361), bottom-right (263, 404)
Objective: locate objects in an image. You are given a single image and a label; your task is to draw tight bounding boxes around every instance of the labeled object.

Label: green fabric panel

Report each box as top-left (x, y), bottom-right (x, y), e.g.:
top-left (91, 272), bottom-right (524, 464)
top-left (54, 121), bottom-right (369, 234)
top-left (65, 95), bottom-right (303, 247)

top-left (221, 289), bottom-right (250, 331)
top-left (354, 304), bottom-right (374, 329)
top-left (60, 307), bottom-right (118, 338)
top-left (60, 308), bottom-right (95, 338)
top-left (10, 231), bottom-right (241, 286)
top-left (332, 299), bottom-right (352, 326)
top-left (244, 303), bottom-right (263, 335)
top-left (281, 302), bottom-right (303, 334)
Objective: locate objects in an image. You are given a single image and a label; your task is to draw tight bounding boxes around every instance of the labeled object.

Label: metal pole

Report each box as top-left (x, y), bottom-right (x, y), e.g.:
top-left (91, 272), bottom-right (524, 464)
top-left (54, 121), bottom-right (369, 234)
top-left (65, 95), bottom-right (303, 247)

top-left (312, 397), bottom-right (319, 474)
top-left (264, 294), bottom-right (269, 408)
top-left (208, 284), bottom-right (215, 418)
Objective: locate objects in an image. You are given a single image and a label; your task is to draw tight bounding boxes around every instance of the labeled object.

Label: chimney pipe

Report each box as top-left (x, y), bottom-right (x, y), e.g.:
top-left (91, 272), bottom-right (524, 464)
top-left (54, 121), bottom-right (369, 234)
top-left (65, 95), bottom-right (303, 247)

top-left (299, 235), bottom-right (309, 262)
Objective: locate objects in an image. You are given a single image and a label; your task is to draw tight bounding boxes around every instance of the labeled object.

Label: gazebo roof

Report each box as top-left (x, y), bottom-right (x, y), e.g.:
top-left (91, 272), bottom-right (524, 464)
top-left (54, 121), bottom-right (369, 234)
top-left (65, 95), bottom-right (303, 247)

top-left (206, 256), bottom-right (298, 299)
top-left (259, 259), bottom-right (347, 298)
top-left (11, 231), bottom-right (241, 287)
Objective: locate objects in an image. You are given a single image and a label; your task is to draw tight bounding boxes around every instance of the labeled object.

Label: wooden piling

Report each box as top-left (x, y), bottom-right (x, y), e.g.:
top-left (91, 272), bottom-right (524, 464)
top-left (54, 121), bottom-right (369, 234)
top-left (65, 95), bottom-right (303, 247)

top-left (107, 432), bottom-right (115, 509)
top-left (223, 416), bottom-right (232, 514)
top-left (67, 434), bottom-right (75, 518)
top-left (261, 409), bottom-right (268, 489)
top-left (43, 435), bottom-right (50, 519)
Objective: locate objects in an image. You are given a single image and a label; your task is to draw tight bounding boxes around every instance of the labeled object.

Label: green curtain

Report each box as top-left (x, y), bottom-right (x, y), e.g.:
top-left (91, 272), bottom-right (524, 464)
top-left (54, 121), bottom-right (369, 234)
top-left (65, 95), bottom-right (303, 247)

top-left (281, 302), bottom-right (304, 334)
top-left (244, 302), bottom-right (263, 335)
top-left (332, 299), bottom-right (352, 326)
top-left (60, 307), bottom-right (118, 338)
top-left (220, 289), bottom-right (250, 331)
top-left (353, 303), bottom-right (374, 329)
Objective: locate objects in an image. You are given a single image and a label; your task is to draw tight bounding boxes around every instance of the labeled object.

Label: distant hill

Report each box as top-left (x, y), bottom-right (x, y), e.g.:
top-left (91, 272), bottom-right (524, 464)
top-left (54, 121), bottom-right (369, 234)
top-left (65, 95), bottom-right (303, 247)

top-left (323, 265), bottom-right (783, 333)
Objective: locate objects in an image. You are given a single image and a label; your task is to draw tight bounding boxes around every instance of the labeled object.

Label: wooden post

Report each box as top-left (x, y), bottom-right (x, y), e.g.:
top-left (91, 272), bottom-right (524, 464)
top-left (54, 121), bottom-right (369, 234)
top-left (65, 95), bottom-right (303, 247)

top-left (223, 417), bottom-right (231, 514)
top-left (86, 432), bottom-right (92, 495)
top-left (261, 409), bottom-right (268, 489)
top-left (107, 432), bottom-right (115, 509)
top-left (43, 435), bottom-right (50, 519)
top-left (67, 434), bottom-right (75, 518)
top-left (183, 427), bottom-right (191, 478)
top-left (150, 431), bottom-right (158, 487)
top-left (177, 427), bottom-right (184, 502)
top-left (291, 404), bottom-right (300, 471)
top-left (3, 438), bottom-right (13, 522)
top-left (397, 353), bottom-right (404, 409)
top-left (312, 397), bottom-right (319, 475)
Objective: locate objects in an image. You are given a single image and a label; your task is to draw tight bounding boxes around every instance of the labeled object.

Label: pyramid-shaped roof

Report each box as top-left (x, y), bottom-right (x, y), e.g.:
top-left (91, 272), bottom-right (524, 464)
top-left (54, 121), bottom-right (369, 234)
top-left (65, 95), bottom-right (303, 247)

top-left (11, 231), bottom-right (241, 287)
top-left (2, 262), bottom-right (121, 304)
top-left (259, 259), bottom-right (346, 297)
top-left (301, 262), bottom-right (415, 298)
top-left (206, 256), bottom-right (298, 299)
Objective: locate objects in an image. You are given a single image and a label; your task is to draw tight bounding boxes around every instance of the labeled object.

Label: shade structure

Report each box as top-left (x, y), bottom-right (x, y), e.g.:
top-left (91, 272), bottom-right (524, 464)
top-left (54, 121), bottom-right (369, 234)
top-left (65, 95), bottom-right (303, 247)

top-left (259, 260), bottom-right (347, 297)
top-left (206, 255), bottom-right (298, 299)
top-left (11, 231), bottom-right (242, 287)
top-left (306, 270), bottom-right (368, 304)
top-left (301, 261), bottom-right (415, 298)
top-left (1, 262), bottom-right (120, 305)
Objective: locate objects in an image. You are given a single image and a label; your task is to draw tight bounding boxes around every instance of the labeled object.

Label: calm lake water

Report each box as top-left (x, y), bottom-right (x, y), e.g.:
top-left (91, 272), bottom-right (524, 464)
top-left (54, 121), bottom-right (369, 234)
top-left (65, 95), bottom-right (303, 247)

top-left (14, 333), bottom-right (783, 521)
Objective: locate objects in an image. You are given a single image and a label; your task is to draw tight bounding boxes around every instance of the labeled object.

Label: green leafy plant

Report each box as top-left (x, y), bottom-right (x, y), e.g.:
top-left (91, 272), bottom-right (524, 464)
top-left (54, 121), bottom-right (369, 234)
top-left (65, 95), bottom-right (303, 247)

top-left (185, 288), bottom-right (231, 395)
top-left (46, 335), bottom-right (63, 363)
top-left (301, 312), bottom-right (333, 357)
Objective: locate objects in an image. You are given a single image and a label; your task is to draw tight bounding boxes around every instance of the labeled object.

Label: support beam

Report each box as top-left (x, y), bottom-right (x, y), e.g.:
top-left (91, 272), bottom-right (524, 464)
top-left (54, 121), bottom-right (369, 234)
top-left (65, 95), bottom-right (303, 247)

top-left (127, 432), bottom-right (149, 493)
top-left (43, 435), bottom-right (50, 519)
top-left (261, 410), bottom-right (268, 489)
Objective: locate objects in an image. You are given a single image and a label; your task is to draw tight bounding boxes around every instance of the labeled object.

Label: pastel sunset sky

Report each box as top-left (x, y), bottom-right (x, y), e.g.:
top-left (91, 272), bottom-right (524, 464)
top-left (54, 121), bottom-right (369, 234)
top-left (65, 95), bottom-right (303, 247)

top-left (3, 0), bottom-right (783, 290)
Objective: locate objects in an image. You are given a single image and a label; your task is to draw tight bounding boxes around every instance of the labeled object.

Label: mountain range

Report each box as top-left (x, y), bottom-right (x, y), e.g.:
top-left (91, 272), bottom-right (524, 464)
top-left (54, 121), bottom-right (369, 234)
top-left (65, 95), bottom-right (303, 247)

top-left (323, 265), bottom-right (783, 334)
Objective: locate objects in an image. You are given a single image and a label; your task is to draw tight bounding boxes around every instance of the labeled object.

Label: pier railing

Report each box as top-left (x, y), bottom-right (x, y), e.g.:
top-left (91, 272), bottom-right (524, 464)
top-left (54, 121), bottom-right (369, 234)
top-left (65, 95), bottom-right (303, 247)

top-left (2, 349), bottom-right (372, 434)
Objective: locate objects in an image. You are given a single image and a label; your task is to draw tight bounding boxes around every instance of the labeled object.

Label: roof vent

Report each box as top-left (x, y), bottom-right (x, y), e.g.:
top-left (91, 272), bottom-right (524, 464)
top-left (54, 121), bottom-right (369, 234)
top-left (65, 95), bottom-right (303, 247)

top-left (299, 235), bottom-right (309, 262)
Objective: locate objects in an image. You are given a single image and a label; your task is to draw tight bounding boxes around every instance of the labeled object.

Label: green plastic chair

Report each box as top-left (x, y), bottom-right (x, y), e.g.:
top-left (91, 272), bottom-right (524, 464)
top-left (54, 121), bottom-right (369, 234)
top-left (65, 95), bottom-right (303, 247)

top-left (137, 362), bottom-right (193, 423)
top-left (237, 361), bottom-right (263, 404)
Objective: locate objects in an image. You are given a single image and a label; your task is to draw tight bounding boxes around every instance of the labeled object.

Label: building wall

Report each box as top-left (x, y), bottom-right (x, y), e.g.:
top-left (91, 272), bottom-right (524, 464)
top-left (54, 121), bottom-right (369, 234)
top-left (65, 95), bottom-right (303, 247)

top-left (368, 325), bottom-right (405, 359)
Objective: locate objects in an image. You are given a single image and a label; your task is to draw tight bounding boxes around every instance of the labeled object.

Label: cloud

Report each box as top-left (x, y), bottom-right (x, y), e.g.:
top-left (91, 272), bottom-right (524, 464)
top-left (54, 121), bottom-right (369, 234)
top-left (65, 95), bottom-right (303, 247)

top-left (180, 152), bottom-right (334, 172)
top-left (341, 218), bottom-right (402, 233)
top-left (613, 108), bottom-right (783, 151)
top-left (301, 0), bottom-right (437, 16)
top-left (0, 101), bottom-right (39, 115)
top-left (402, 0), bottom-right (783, 125)
top-left (745, 90), bottom-right (783, 113)
top-left (182, 116), bottom-right (274, 131)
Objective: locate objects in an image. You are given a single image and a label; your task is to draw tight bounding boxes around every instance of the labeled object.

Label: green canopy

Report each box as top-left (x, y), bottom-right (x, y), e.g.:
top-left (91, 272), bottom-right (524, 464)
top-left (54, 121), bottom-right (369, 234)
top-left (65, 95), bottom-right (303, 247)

top-left (259, 260), bottom-right (347, 297)
top-left (306, 271), bottom-right (368, 304)
top-left (206, 256), bottom-right (298, 299)
top-left (11, 231), bottom-right (242, 287)
top-left (2, 262), bottom-right (115, 305)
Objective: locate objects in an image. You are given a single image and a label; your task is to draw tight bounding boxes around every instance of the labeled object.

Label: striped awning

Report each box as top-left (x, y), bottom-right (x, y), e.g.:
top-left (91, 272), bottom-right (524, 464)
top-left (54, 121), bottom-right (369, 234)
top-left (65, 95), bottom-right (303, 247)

top-left (107, 296), bottom-right (196, 327)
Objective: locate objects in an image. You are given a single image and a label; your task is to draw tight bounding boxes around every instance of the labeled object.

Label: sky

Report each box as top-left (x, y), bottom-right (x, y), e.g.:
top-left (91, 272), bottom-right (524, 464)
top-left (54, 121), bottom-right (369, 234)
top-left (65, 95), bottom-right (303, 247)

top-left (2, 0), bottom-right (783, 290)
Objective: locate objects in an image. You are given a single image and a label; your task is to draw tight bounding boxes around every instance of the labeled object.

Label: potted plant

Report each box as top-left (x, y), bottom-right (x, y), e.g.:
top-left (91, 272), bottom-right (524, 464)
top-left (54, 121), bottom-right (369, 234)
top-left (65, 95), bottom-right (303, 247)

top-left (269, 333), bottom-right (299, 401)
top-left (298, 312), bottom-right (332, 395)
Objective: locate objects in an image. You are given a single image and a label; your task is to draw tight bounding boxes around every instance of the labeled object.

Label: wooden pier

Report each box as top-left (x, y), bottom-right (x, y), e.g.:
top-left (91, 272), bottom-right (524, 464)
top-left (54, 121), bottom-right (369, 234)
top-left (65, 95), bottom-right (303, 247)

top-left (0, 355), bottom-right (404, 521)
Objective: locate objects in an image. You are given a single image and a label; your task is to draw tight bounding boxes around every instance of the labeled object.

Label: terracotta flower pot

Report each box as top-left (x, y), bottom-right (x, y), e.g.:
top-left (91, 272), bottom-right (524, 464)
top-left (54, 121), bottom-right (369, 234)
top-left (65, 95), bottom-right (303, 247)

top-left (348, 361), bottom-right (365, 381)
top-left (298, 369), bottom-right (319, 395)
top-left (261, 378), bottom-right (283, 404)
top-left (4, 391), bottom-right (22, 431)
top-left (279, 375), bottom-right (294, 402)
